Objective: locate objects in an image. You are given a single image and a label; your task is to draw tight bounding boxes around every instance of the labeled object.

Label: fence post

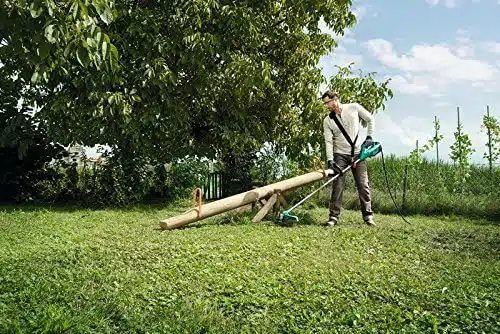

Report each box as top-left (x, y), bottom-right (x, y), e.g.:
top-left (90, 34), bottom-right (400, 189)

top-left (435, 115), bottom-right (439, 165)
top-left (487, 105), bottom-right (493, 174)
top-left (457, 106), bottom-right (462, 166)
top-left (402, 162), bottom-right (408, 213)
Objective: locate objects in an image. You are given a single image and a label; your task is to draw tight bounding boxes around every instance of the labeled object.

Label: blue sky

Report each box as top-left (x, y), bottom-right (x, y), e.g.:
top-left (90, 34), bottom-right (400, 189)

top-left (318, 0), bottom-right (500, 164)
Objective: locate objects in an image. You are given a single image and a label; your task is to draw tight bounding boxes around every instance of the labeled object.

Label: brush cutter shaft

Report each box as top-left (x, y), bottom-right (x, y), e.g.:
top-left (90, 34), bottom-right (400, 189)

top-left (286, 159), bottom-right (360, 212)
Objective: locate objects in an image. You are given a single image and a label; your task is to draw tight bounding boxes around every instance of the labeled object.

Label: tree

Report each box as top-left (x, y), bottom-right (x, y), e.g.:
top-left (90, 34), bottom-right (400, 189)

top-left (280, 62), bottom-right (393, 165)
top-left (481, 109), bottom-right (500, 173)
top-left (2, 0), bottom-right (359, 163)
top-left (449, 108), bottom-right (475, 190)
top-left (408, 117), bottom-right (443, 165)
top-left (0, 63), bottom-right (66, 201)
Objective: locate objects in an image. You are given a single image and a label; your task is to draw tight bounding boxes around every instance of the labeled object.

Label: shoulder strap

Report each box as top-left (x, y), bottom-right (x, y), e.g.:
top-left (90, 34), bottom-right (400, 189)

top-left (329, 111), bottom-right (358, 157)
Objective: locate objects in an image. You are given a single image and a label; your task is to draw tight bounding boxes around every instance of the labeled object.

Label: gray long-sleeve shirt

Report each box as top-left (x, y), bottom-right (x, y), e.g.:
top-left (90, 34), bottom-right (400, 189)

top-left (323, 102), bottom-right (374, 161)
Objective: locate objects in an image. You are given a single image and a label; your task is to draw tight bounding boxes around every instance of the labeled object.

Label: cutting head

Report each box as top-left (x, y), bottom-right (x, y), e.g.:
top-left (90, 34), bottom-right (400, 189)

top-left (279, 210), bottom-right (299, 223)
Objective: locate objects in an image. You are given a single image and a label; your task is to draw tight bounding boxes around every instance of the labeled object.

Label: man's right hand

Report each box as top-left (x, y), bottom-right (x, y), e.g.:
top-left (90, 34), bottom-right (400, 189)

top-left (327, 160), bottom-right (343, 177)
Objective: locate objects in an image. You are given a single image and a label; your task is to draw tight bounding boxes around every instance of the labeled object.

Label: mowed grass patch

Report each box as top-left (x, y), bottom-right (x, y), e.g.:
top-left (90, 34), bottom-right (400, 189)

top-left (0, 204), bottom-right (499, 333)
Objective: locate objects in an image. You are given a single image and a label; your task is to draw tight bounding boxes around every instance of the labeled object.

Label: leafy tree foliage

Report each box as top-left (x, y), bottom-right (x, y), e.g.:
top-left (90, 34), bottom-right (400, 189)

top-left (0, 65), bottom-right (66, 201)
top-left (409, 118), bottom-right (444, 165)
top-left (2, 0), bottom-right (360, 162)
top-left (481, 113), bottom-right (500, 171)
top-left (282, 63), bottom-right (393, 165)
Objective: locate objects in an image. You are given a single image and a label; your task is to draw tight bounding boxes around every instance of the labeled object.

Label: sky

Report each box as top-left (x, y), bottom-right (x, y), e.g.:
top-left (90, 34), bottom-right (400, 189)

top-left (318, 0), bottom-right (500, 164)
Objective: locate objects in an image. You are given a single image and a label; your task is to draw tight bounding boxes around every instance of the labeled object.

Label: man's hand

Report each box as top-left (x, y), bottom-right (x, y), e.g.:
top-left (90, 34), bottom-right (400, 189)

top-left (362, 136), bottom-right (373, 148)
top-left (327, 160), bottom-right (343, 177)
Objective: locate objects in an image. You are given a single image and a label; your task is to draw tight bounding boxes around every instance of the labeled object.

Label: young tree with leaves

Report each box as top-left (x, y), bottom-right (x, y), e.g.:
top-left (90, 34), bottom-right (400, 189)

top-left (481, 107), bottom-right (500, 173)
top-left (408, 116), bottom-right (443, 165)
top-left (449, 108), bottom-right (475, 190)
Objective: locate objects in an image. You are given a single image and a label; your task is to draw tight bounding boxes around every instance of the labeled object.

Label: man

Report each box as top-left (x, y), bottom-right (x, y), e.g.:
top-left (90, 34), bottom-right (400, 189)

top-left (321, 89), bottom-right (376, 227)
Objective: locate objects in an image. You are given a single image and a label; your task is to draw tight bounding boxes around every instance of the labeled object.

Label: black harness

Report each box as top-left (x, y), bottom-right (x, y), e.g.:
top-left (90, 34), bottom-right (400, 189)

top-left (329, 111), bottom-right (358, 159)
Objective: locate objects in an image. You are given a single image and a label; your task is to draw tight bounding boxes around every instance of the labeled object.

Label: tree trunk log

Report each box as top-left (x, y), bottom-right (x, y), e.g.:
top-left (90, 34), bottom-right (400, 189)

top-left (160, 170), bottom-right (326, 230)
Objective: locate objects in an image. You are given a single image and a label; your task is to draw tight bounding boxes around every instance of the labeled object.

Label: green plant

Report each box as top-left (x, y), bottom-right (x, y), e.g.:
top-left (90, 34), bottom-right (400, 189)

top-left (449, 110), bottom-right (475, 193)
top-left (0, 67), bottom-right (68, 202)
top-left (481, 110), bottom-right (500, 173)
top-left (169, 156), bottom-right (210, 199)
top-left (252, 144), bottom-right (287, 186)
top-left (409, 118), bottom-right (443, 165)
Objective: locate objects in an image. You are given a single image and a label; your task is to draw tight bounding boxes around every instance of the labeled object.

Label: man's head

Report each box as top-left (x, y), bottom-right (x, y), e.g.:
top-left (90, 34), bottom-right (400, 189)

top-left (321, 89), bottom-right (342, 114)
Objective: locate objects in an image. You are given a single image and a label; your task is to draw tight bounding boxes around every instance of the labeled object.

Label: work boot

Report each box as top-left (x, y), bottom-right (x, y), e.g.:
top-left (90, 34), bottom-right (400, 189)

top-left (326, 216), bottom-right (338, 227)
top-left (364, 216), bottom-right (376, 226)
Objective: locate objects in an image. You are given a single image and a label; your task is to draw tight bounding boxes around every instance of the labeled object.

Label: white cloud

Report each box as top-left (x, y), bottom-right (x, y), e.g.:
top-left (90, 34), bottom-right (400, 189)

top-left (426, 0), bottom-right (458, 7)
top-left (376, 113), bottom-right (431, 148)
top-left (318, 19), bottom-right (355, 45)
top-left (485, 42), bottom-right (500, 54)
top-left (353, 6), bottom-right (368, 22)
top-left (387, 75), bottom-right (431, 95)
top-left (453, 44), bottom-right (475, 57)
top-left (364, 39), bottom-right (497, 82)
top-left (435, 101), bottom-right (452, 108)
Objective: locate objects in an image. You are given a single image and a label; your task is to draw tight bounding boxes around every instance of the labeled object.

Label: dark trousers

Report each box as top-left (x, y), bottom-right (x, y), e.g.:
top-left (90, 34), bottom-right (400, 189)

top-left (329, 153), bottom-right (373, 219)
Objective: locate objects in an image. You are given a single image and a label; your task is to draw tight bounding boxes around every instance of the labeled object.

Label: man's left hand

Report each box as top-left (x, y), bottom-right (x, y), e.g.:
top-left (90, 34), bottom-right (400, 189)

top-left (362, 136), bottom-right (373, 148)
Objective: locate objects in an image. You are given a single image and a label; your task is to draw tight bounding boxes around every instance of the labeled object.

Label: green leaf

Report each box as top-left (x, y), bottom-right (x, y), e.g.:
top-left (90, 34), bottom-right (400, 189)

top-left (47, 0), bottom-right (55, 16)
top-left (93, 0), bottom-right (113, 24)
top-left (29, 1), bottom-right (43, 18)
top-left (76, 46), bottom-right (91, 68)
top-left (96, 31), bottom-right (103, 44)
top-left (44, 25), bottom-right (58, 44)
top-left (102, 41), bottom-right (108, 60)
top-left (79, 2), bottom-right (89, 19)
top-left (64, 40), bottom-right (76, 58)
top-left (132, 95), bottom-right (142, 102)
top-left (31, 69), bottom-right (39, 83)
top-left (38, 42), bottom-right (50, 60)
top-left (86, 37), bottom-right (95, 49)
top-left (109, 44), bottom-right (119, 70)
top-left (71, 1), bottom-right (79, 20)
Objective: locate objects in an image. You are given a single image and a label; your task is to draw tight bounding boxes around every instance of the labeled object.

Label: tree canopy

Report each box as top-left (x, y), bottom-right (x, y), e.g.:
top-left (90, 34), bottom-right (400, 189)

top-left (1, 0), bottom-right (392, 162)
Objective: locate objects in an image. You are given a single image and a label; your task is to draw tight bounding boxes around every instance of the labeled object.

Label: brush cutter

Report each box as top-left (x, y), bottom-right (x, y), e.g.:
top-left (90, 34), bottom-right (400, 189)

top-left (278, 142), bottom-right (382, 224)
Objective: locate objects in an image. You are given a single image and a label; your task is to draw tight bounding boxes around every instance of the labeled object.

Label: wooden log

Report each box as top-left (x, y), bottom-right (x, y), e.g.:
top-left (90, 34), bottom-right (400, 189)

top-left (232, 204), bottom-right (253, 214)
top-left (252, 194), bottom-right (277, 223)
top-left (159, 170), bottom-right (326, 230)
top-left (279, 194), bottom-right (288, 208)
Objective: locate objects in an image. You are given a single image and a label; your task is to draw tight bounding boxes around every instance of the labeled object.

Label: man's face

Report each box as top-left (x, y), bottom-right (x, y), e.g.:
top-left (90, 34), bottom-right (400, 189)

top-left (322, 96), bottom-right (341, 113)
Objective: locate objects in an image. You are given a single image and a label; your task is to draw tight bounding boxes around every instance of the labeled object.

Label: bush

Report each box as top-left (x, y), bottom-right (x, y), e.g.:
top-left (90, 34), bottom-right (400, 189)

top-left (169, 157), bottom-right (211, 198)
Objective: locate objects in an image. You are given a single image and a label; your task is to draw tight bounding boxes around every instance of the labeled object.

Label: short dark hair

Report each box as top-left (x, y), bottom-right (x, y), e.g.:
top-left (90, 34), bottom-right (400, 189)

top-left (321, 89), bottom-right (339, 100)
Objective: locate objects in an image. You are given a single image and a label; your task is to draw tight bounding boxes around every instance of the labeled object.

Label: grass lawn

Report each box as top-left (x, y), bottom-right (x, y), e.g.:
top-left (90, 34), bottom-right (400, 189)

top-left (0, 203), bottom-right (499, 333)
